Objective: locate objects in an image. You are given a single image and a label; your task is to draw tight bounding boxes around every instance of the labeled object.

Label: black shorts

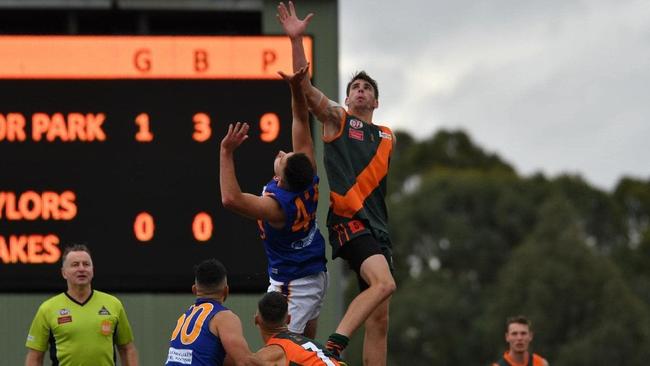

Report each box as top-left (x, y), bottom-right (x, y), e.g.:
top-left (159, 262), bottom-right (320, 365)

top-left (329, 219), bottom-right (373, 258)
top-left (338, 234), bottom-right (394, 291)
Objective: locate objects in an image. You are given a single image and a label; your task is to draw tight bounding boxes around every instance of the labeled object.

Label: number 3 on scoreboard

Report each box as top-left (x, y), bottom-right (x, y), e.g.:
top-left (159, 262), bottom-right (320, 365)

top-left (193, 113), bottom-right (211, 142)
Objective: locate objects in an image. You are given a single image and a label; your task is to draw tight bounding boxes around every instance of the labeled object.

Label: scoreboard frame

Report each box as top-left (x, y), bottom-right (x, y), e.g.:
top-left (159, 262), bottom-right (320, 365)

top-left (0, 35), bottom-right (314, 292)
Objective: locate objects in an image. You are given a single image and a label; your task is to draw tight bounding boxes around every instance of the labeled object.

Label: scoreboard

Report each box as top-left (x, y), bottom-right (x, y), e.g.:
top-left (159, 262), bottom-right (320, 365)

top-left (0, 36), bottom-right (313, 292)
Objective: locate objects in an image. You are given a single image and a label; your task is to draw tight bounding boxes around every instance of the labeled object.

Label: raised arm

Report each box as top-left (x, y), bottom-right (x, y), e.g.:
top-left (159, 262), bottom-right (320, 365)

top-left (278, 64), bottom-right (315, 168)
top-left (277, 1), bottom-right (343, 138)
top-left (219, 122), bottom-right (284, 225)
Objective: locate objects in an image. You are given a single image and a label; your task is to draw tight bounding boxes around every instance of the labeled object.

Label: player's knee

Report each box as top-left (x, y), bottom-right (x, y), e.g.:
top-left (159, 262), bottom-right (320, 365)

top-left (385, 279), bottom-right (396, 296)
top-left (372, 278), bottom-right (396, 299)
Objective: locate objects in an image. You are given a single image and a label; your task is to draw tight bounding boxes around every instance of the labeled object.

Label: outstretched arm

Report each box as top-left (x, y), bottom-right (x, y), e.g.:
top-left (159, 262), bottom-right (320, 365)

top-left (248, 345), bottom-right (285, 365)
top-left (278, 63), bottom-right (315, 169)
top-left (219, 122), bottom-right (284, 225)
top-left (277, 1), bottom-right (343, 138)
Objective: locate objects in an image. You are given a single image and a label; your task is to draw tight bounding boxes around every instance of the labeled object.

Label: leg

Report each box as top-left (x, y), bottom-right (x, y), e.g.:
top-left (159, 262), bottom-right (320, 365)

top-left (363, 297), bottom-right (390, 366)
top-left (284, 272), bottom-right (327, 337)
top-left (303, 317), bottom-right (318, 339)
top-left (302, 271), bottom-right (327, 339)
top-left (327, 235), bottom-right (396, 357)
top-left (334, 253), bottom-right (395, 336)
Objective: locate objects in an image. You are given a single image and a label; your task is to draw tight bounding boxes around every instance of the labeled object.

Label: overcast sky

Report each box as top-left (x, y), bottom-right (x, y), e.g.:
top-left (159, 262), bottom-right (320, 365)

top-left (338, 0), bottom-right (650, 191)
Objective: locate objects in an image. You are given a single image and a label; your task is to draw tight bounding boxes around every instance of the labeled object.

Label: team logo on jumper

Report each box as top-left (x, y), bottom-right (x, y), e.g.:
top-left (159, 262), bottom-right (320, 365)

top-left (98, 306), bottom-right (111, 315)
top-left (349, 129), bottom-right (364, 141)
top-left (100, 319), bottom-right (113, 336)
top-left (379, 131), bottom-right (392, 140)
top-left (167, 347), bottom-right (193, 365)
top-left (349, 119), bottom-right (363, 129)
top-left (57, 315), bottom-right (72, 324)
top-left (59, 308), bottom-right (70, 316)
top-left (291, 225), bottom-right (318, 249)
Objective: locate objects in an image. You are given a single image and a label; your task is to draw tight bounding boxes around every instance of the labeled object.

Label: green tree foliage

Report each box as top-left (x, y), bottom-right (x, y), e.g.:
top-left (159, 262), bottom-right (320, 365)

top-left (551, 175), bottom-right (627, 252)
top-left (612, 178), bottom-right (650, 306)
top-left (339, 128), bottom-right (650, 364)
top-left (614, 178), bottom-right (650, 242)
top-left (390, 169), bottom-right (543, 285)
top-left (389, 129), bottom-right (515, 194)
top-left (388, 271), bottom-right (477, 365)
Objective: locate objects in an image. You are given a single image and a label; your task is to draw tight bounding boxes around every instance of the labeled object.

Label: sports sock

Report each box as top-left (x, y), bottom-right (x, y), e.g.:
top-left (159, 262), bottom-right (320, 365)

top-left (326, 332), bottom-right (349, 357)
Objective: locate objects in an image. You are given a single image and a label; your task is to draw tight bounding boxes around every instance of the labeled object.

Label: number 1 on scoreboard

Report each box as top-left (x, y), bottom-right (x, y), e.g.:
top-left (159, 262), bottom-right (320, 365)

top-left (135, 113), bottom-right (154, 142)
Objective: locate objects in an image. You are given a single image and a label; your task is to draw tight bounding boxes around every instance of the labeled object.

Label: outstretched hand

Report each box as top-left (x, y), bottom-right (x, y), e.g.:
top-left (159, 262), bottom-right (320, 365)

top-left (277, 1), bottom-right (313, 39)
top-left (220, 122), bottom-right (250, 153)
top-left (277, 63), bottom-right (310, 88)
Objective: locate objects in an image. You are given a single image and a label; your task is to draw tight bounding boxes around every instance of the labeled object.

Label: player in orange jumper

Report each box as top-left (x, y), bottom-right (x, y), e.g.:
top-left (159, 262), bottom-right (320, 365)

top-left (493, 315), bottom-right (549, 366)
top-left (250, 291), bottom-right (346, 366)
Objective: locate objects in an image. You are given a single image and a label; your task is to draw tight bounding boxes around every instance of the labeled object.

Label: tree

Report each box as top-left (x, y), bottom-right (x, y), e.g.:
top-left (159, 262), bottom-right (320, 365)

top-left (389, 129), bottom-right (514, 194)
top-left (552, 175), bottom-right (627, 252)
top-left (613, 178), bottom-right (650, 307)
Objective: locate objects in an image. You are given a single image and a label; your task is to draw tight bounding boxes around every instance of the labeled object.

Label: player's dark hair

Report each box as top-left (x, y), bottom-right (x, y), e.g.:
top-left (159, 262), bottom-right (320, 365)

top-left (506, 315), bottom-right (532, 332)
top-left (258, 291), bottom-right (288, 327)
top-left (195, 258), bottom-right (227, 292)
top-left (284, 153), bottom-right (314, 192)
top-left (346, 70), bottom-right (379, 99)
top-left (61, 244), bottom-right (92, 265)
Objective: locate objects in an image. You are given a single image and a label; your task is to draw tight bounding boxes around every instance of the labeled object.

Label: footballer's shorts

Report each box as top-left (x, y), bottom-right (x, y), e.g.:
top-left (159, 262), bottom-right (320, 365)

top-left (338, 231), bottom-right (394, 292)
top-left (329, 219), bottom-right (393, 264)
top-left (267, 271), bottom-right (328, 334)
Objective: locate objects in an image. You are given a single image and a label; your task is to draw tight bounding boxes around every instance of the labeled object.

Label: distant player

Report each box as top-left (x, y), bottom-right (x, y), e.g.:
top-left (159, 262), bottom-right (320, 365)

top-left (220, 64), bottom-right (327, 338)
top-left (492, 315), bottom-right (549, 366)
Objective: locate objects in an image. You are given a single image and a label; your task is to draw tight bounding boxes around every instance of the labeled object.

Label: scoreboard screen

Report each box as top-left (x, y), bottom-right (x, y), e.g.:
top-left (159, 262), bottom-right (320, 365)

top-left (0, 36), bottom-right (313, 292)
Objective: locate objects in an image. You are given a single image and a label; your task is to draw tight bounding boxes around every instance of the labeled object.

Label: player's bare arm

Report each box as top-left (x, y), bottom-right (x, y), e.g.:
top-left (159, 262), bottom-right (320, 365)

top-left (220, 122), bottom-right (285, 226)
top-left (304, 86), bottom-right (344, 140)
top-left (278, 63), bottom-right (316, 168)
top-left (212, 311), bottom-right (254, 366)
top-left (117, 342), bottom-right (138, 366)
top-left (277, 1), bottom-right (310, 74)
top-left (277, 1), bottom-right (343, 139)
top-left (251, 345), bottom-right (285, 366)
top-left (241, 354), bottom-right (267, 366)
top-left (276, 1), bottom-right (312, 41)
top-left (24, 349), bottom-right (44, 366)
